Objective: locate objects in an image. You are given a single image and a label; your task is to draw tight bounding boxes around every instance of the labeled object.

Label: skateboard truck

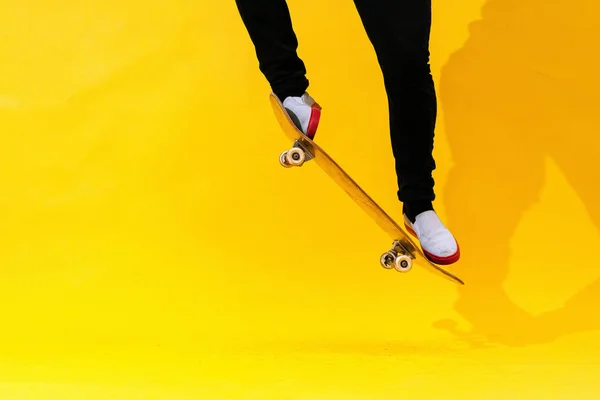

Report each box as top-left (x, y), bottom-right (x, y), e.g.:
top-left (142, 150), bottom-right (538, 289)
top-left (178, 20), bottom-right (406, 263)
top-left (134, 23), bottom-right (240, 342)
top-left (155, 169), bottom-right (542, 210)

top-left (279, 139), bottom-right (314, 167)
top-left (379, 240), bottom-right (413, 272)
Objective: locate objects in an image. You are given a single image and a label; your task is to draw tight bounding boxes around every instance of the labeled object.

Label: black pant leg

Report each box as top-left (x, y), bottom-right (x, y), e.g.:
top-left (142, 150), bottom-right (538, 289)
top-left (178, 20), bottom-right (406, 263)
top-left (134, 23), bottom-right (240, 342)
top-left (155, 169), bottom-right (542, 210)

top-left (353, 0), bottom-right (437, 206)
top-left (234, 0), bottom-right (309, 99)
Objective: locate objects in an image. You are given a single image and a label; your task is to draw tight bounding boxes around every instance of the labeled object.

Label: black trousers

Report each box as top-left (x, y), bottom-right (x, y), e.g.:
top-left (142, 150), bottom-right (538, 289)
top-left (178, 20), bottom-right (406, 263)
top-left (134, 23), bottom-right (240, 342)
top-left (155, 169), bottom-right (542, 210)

top-left (235, 0), bottom-right (437, 210)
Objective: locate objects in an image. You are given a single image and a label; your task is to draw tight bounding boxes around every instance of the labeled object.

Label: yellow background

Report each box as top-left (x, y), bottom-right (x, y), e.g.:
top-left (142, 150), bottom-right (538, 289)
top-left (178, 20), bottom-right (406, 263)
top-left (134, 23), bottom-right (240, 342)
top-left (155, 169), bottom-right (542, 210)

top-left (1, 0), bottom-right (599, 398)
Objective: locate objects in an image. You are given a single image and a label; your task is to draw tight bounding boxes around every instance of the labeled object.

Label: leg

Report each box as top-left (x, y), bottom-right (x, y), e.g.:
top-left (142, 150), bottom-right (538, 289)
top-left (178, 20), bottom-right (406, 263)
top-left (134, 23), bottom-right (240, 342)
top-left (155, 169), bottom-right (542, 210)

top-left (234, 0), bottom-right (308, 99)
top-left (235, 0), bottom-right (322, 136)
top-left (353, 0), bottom-right (458, 264)
top-left (353, 0), bottom-right (436, 211)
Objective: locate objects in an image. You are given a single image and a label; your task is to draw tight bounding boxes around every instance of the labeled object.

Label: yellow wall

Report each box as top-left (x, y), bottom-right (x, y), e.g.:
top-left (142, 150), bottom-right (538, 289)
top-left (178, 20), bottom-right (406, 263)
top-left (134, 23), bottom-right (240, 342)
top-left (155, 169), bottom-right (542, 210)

top-left (1, 0), bottom-right (599, 398)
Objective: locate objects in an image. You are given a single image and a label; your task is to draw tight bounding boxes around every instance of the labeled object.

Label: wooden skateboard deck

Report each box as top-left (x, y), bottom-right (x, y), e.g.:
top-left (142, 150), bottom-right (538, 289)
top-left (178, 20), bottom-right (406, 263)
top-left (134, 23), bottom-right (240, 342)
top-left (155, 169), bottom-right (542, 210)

top-left (269, 93), bottom-right (464, 286)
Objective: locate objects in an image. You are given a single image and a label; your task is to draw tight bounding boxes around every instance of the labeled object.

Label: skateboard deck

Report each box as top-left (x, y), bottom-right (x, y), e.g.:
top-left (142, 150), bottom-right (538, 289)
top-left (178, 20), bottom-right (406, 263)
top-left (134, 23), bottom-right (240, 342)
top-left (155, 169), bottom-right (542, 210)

top-left (269, 92), bottom-right (464, 286)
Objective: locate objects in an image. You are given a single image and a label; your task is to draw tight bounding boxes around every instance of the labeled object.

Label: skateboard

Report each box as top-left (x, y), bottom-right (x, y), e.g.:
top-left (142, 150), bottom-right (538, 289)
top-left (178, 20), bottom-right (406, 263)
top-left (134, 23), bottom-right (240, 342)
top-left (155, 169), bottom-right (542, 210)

top-left (269, 93), bottom-right (464, 286)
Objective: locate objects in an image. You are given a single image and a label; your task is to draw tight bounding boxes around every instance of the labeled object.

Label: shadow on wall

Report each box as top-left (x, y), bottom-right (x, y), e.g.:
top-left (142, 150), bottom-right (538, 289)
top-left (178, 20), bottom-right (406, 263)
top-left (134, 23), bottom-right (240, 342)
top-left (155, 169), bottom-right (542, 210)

top-left (437, 0), bottom-right (600, 346)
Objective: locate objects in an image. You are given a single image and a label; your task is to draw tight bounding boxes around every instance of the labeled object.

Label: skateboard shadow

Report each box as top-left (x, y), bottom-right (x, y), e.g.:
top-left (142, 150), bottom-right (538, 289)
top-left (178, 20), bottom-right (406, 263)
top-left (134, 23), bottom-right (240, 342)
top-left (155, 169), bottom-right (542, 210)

top-left (437, 0), bottom-right (600, 346)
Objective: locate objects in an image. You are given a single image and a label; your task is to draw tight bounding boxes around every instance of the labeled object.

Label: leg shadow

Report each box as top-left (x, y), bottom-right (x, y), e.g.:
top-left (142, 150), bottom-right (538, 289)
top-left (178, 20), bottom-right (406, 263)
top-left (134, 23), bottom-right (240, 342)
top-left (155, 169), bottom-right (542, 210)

top-left (437, 0), bottom-right (600, 346)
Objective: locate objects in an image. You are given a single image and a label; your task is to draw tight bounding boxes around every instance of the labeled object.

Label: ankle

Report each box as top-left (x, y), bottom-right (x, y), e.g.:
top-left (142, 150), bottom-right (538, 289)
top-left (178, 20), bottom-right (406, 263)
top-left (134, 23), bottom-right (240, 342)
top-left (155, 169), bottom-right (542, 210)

top-left (403, 201), bottom-right (434, 223)
top-left (276, 90), bottom-right (306, 101)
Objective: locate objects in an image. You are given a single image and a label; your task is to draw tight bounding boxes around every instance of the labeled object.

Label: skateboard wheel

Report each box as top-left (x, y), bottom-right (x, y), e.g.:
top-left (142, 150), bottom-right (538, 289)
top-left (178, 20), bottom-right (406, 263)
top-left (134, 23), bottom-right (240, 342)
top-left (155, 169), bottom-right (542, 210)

top-left (286, 147), bottom-right (305, 166)
top-left (279, 151), bottom-right (292, 168)
top-left (380, 251), bottom-right (396, 269)
top-left (394, 255), bottom-right (412, 273)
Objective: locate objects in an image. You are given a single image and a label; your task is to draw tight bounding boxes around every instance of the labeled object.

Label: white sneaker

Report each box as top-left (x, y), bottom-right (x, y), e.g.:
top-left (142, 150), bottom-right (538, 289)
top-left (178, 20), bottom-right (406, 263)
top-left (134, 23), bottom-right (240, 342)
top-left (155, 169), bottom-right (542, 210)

top-left (282, 92), bottom-right (322, 139)
top-left (404, 210), bottom-right (460, 265)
